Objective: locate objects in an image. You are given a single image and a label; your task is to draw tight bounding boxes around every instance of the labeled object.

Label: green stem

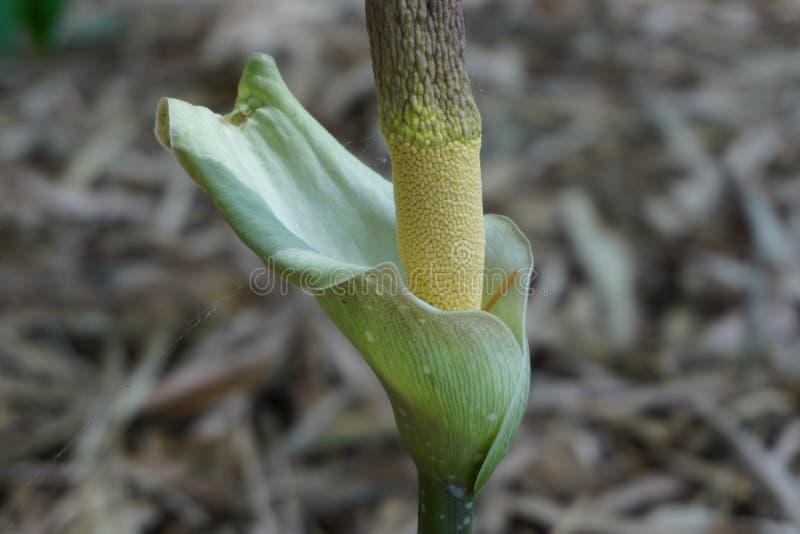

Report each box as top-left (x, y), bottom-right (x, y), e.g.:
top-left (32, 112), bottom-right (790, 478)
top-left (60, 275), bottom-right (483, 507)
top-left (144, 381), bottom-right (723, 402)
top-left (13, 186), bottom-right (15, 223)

top-left (417, 472), bottom-right (474, 534)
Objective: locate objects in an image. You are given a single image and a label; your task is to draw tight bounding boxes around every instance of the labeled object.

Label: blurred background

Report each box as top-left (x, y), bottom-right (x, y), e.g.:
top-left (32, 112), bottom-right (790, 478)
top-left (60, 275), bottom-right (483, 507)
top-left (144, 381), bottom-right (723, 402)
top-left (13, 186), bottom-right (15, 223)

top-left (2, 0), bottom-right (800, 532)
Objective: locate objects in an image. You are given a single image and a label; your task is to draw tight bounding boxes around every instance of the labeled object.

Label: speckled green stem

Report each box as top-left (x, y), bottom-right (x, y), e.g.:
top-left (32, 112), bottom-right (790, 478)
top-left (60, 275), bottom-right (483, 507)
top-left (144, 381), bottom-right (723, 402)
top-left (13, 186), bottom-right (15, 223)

top-left (418, 473), bottom-right (474, 534)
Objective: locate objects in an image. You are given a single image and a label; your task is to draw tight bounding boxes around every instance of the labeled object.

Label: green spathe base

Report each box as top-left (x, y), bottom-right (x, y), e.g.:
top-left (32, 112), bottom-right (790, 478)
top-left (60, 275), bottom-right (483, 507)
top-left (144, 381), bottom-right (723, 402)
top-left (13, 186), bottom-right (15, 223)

top-left (317, 262), bottom-right (530, 490)
top-left (155, 53), bottom-right (533, 493)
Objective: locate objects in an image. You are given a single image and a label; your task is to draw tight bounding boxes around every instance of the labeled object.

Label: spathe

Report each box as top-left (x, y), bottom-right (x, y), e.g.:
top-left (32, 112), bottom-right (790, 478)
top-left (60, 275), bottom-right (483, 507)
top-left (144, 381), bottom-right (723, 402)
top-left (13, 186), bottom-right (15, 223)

top-left (156, 54), bottom-right (532, 492)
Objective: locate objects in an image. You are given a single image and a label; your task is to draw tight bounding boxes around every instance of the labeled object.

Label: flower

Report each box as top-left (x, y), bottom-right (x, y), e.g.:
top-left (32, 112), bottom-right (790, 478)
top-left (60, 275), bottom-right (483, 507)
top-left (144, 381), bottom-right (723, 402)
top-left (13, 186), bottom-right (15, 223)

top-left (155, 54), bottom-right (532, 493)
top-left (365, 0), bottom-right (486, 312)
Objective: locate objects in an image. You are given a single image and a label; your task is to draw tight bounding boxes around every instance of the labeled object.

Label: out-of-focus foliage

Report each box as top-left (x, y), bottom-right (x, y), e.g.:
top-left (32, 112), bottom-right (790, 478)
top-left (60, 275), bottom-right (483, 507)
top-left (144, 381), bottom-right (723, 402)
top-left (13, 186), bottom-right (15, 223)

top-left (0, 0), bottom-right (68, 50)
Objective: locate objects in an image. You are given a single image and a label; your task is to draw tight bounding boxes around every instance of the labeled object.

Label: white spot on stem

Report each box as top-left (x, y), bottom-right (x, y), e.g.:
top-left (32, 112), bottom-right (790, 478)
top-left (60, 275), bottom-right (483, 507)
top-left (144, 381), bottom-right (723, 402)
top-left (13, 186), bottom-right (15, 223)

top-left (447, 484), bottom-right (466, 498)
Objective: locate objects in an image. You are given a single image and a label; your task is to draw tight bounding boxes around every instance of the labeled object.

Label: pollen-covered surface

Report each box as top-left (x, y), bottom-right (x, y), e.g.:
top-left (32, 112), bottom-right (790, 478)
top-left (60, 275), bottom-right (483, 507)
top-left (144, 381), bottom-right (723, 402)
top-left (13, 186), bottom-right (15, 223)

top-left (391, 138), bottom-right (484, 311)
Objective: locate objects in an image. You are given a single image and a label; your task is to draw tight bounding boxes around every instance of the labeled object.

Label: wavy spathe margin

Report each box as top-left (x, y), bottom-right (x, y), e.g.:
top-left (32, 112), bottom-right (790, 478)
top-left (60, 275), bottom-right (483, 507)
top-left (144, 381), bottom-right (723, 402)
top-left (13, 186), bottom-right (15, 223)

top-left (155, 53), bottom-right (533, 492)
top-left (156, 54), bottom-right (398, 290)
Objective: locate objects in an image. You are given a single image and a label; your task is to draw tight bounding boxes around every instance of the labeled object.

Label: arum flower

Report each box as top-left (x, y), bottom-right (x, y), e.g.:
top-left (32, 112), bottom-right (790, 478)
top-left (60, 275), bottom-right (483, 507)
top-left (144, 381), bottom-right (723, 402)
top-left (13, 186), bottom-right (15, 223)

top-left (155, 1), bottom-right (532, 530)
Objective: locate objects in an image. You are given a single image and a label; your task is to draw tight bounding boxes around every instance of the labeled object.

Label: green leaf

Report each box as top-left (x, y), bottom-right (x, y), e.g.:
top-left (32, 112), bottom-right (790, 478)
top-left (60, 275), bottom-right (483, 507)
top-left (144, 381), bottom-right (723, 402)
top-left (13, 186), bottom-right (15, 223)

top-left (0, 0), bottom-right (21, 50)
top-left (17, 0), bottom-right (68, 49)
top-left (156, 53), bottom-right (533, 492)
